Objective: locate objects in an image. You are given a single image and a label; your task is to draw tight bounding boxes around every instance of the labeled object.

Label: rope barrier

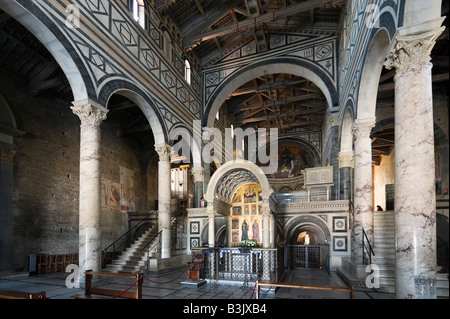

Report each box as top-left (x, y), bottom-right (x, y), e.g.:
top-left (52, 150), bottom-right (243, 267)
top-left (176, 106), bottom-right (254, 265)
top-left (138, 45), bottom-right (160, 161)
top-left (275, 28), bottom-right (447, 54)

top-left (111, 276), bottom-right (141, 299)
top-left (143, 269), bottom-right (187, 284)
top-left (250, 261), bottom-right (279, 299)
top-left (106, 269), bottom-right (187, 299)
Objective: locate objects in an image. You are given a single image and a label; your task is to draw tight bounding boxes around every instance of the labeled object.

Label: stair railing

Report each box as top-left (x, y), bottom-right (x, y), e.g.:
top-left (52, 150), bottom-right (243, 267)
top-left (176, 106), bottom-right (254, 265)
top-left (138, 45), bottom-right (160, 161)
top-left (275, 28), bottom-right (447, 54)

top-left (362, 228), bottom-right (375, 265)
top-left (140, 216), bottom-right (177, 257)
top-left (103, 210), bottom-right (158, 255)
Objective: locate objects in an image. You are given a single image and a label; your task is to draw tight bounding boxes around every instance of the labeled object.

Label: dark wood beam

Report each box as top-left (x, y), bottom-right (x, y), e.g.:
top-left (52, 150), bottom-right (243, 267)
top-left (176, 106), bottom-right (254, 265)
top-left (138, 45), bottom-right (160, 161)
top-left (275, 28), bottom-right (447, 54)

top-left (183, 0), bottom-right (332, 47)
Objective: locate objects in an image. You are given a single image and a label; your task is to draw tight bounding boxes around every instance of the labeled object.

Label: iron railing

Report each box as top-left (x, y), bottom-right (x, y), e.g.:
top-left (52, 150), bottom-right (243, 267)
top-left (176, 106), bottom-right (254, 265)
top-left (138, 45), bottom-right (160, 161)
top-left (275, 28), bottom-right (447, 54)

top-left (103, 210), bottom-right (158, 254)
top-left (362, 228), bottom-right (375, 265)
top-left (193, 247), bottom-right (284, 284)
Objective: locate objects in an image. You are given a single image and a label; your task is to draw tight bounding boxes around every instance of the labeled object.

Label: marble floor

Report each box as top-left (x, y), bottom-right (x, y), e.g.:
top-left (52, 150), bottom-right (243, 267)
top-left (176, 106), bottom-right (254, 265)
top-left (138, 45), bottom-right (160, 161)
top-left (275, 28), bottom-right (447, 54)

top-left (0, 268), bottom-right (394, 300)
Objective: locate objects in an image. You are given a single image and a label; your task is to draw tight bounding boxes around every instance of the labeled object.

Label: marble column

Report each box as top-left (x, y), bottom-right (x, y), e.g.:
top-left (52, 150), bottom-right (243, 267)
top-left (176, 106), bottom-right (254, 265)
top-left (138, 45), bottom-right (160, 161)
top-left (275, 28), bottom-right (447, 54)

top-left (190, 166), bottom-right (204, 208)
top-left (0, 146), bottom-right (15, 270)
top-left (384, 26), bottom-right (444, 299)
top-left (260, 191), bottom-right (273, 249)
top-left (71, 101), bottom-right (108, 282)
top-left (339, 151), bottom-right (354, 200)
top-left (351, 118), bottom-right (375, 263)
top-left (205, 196), bottom-right (215, 247)
top-left (155, 143), bottom-right (172, 259)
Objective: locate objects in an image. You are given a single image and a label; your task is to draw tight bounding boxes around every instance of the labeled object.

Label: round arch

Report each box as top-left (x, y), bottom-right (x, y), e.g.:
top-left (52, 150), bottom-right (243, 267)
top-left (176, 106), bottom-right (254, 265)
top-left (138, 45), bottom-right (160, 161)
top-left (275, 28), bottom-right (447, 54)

top-left (0, 95), bottom-right (17, 130)
top-left (0, 2), bottom-right (92, 102)
top-left (169, 123), bottom-right (202, 167)
top-left (203, 58), bottom-right (337, 127)
top-left (205, 160), bottom-right (272, 204)
top-left (340, 106), bottom-right (354, 154)
top-left (356, 28), bottom-right (392, 120)
top-left (284, 215), bottom-right (331, 245)
top-left (98, 79), bottom-right (167, 146)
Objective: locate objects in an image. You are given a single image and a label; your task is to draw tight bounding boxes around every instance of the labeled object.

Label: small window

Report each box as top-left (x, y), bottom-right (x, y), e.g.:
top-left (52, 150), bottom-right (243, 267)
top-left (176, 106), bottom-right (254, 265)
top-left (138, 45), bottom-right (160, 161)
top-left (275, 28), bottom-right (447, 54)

top-left (184, 59), bottom-right (191, 84)
top-left (132, 0), bottom-right (145, 28)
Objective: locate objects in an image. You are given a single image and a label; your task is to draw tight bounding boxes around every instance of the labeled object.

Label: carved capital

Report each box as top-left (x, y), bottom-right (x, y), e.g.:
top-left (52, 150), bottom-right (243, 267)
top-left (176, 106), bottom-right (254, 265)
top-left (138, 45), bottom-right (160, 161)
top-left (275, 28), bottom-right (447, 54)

top-left (155, 143), bottom-right (172, 163)
top-left (352, 119), bottom-right (375, 140)
top-left (339, 151), bottom-right (354, 168)
top-left (190, 166), bottom-right (204, 183)
top-left (71, 100), bottom-right (108, 127)
top-left (384, 27), bottom-right (445, 73)
top-left (0, 147), bottom-right (16, 164)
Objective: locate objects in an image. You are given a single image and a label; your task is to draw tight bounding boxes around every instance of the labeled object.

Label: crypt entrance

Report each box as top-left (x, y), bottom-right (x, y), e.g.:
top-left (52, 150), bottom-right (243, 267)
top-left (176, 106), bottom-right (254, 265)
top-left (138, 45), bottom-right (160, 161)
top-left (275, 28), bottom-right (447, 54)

top-left (285, 215), bottom-right (331, 271)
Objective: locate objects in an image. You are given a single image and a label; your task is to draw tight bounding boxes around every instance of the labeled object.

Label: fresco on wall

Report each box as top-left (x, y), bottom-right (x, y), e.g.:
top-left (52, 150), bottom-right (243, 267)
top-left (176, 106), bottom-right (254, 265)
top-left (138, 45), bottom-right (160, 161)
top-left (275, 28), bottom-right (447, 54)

top-left (101, 178), bottom-right (121, 211)
top-left (267, 142), bottom-right (311, 179)
top-left (230, 183), bottom-right (263, 246)
top-left (120, 166), bottom-right (135, 212)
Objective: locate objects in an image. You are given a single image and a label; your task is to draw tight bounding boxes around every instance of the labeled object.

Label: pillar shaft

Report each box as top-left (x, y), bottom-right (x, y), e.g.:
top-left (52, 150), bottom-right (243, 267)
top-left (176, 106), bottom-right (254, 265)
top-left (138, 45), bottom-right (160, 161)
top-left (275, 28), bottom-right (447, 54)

top-left (260, 191), bottom-right (273, 249)
top-left (339, 151), bottom-right (354, 201)
top-left (71, 101), bottom-right (108, 279)
top-left (155, 144), bottom-right (172, 259)
top-left (385, 26), bottom-right (444, 299)
top-left (352, 119), bottom-right (375, 263)
top-left (190, 166), bottom-right (204, 208)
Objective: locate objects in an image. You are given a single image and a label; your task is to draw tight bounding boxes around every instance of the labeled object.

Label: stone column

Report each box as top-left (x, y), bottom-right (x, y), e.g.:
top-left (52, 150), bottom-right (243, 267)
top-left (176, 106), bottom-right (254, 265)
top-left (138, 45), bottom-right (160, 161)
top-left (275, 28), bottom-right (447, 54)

top-left (225, 215), bottom-right (232, 247)
top-left (71, 101), bottom-right (108, 281)
top-left (260, 191), bottom-right (273, 248)
top-left (205, 196), bottom-right (215, 247)
top-left (190, 166), bottom-right (204, 208)
top-left (155, 143), bottom-right (172, 259)
top-left (0, 146), bottom-right (16, 270)
top-left (384, 25), bottom-right (444, 299)
top-left (339, 151), bottom-right (354, 200)
top-left (351, 118), bottom-right (375, 263)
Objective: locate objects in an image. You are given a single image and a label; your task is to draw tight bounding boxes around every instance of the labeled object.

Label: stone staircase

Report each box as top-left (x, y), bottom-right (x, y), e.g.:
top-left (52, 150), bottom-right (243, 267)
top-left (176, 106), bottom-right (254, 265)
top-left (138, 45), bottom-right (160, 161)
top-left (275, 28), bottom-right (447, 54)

top-left (372, 211), bottom-right (396, 293)
top-left (372, 211), bottom-right (449, 297)
top-left (103, 225), bottom-right (160, 274)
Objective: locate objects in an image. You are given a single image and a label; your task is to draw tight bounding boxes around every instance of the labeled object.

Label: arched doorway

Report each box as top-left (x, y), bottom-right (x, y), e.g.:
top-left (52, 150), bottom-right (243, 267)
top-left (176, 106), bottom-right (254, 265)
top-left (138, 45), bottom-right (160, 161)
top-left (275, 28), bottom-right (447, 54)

top-left (285, 215), bottom-right (331, 270)
top-left (204, 160), bottom-right (274, 248)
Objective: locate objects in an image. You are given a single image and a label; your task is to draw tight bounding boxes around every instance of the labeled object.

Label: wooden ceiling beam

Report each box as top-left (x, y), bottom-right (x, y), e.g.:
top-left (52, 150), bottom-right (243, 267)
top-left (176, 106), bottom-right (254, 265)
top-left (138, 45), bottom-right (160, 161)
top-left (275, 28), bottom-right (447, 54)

top-left (241, 107), bottom-right (325, 124)
top-left (232, 93), bottom-right (323, 113)
top-left (183, 0), bottom-right (332, 47)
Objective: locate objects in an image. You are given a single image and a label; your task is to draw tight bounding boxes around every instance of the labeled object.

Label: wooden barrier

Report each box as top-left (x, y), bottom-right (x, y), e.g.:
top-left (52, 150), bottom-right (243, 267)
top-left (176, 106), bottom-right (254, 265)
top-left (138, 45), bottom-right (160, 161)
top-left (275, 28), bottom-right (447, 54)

top-left (256, 281), bottom-right (354, 299)
top-left (71, 270), bottom-right (143, 299)
top-left (0, 289), bottom-right (46, 299)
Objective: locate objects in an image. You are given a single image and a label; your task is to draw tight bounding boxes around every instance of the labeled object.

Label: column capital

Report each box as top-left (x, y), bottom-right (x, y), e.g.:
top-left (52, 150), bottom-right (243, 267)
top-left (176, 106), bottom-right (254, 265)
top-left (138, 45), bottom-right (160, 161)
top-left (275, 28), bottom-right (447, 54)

top-left (259, 190), bottom-right (273, 203)
top-left (0, 146), bottom-right (16, 164)
top-left (352, 118), bottom-right (375, 140)
top-left (71, 99), bottom-right (108, 127)
top-left (384, 26), bottom-right (445, 73)
top-left (338, 151), bottom-right (354, 169)
top-left (259, 190), bottom-right (273, 216)
top-left (155, 143), bottom-right (172, 162)
top-left (190, 166), bottom-right (204, 183)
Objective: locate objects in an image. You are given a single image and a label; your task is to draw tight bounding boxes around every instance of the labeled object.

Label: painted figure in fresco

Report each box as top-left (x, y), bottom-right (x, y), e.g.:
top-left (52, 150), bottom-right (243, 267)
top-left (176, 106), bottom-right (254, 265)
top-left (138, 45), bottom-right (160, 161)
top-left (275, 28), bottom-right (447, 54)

top-left (278, 145), bottom-right (295, 177)
top-left (252, 219), bottom-right (260, 242)
top-left (244, 185), bottom-right (257, 203)
top-left (242, 220), bottom-right (249, 241)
